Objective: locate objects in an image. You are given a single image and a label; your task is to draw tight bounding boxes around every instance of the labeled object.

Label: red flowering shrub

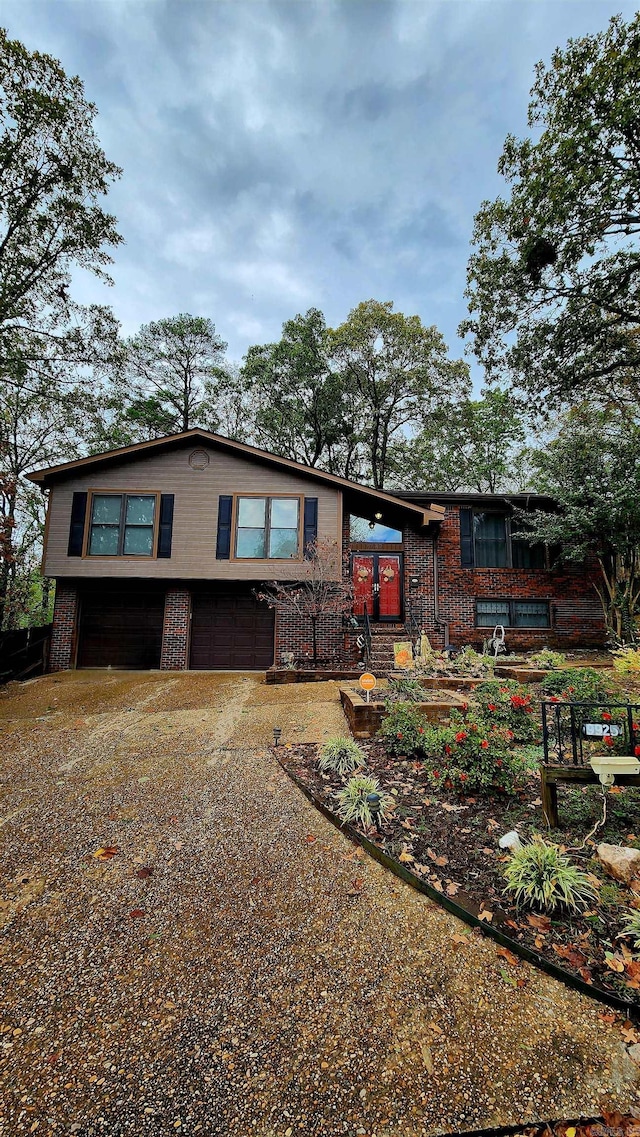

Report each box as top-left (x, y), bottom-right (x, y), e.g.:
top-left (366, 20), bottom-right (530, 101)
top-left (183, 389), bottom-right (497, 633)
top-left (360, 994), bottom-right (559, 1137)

top-left (421, 710), bottom-right (524, 794)
top-left (474, 680), bottom-right (540, 743)
top-left (378, 703), bottom-right (443, 758)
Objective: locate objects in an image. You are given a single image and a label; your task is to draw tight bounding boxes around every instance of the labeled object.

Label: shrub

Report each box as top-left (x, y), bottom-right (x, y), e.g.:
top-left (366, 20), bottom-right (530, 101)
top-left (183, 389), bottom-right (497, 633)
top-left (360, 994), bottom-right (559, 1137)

top-left (378, 702), bottom-right (429, 757)
top-left (529, 648), bottom-right (566, 670)
top-left (503, 836), bottom-right (598, 913)
top-left (621, 909), bottom-right (640, 950)
top-left (540, 666), bottom-right (613, 702)
top-left (336, 774), bottom-right (388, 827)
top-left (452, 645), bottom-right (495, 678)
top-left (474, 679), bottom-right (541, 743)
top-left (422, 709), bottom-right (524, 794)
top-left (612, 647), bottom-right (640, 676)
top-left (318, 736), bottom-right (366, 776)
top-left (384, 676), bottom-right (426, 705)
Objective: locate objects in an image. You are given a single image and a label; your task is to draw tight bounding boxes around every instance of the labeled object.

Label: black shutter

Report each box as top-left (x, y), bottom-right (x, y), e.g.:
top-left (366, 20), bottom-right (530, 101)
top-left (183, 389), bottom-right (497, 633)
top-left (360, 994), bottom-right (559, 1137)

top-left (67, 492), bottom-right (88, 556)
top-left (303, 497), bottom-right (318, 556)
top-left (460, 507), bottom-right (474, 567)
top-left (157, 494), bottom-right (174, 558)
top-left (216, 496), bottom-right (233, 559)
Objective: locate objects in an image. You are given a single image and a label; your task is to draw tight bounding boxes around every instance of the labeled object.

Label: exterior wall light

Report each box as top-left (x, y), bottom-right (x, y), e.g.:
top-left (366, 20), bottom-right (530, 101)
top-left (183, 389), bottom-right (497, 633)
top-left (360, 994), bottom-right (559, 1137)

top-left (589, 754), bottom-right (640, 786)
top-left (273, 727), bottom-right (282, 746)
top-left (374, 512), bottom-right (383, 521)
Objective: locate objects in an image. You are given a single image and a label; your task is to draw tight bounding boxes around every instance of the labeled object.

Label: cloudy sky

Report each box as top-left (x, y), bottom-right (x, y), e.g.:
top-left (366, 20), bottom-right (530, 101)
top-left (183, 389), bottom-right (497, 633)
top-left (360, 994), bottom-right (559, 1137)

top-left (2, 0), bottom-right (638, 378)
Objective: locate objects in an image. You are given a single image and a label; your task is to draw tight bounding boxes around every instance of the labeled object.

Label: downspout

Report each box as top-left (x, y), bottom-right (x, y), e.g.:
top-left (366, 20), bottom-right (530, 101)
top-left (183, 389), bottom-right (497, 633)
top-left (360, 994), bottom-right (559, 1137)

top-left (432, 528), bottom-right (449, 650)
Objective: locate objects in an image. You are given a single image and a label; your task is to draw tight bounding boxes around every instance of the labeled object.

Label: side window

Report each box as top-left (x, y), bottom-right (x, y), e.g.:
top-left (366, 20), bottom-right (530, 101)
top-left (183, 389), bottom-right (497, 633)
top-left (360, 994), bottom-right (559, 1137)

top-left (88, 494), bottom-right (156, 556)
top-left (234, 497), bottom-right (300, 559)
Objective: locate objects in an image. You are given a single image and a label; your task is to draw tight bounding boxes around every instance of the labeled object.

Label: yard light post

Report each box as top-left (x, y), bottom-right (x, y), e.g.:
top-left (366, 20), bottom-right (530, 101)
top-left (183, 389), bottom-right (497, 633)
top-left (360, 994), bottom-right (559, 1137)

top-left (367, 792), bottom-right (383, 834)
top-left (273, 726), bottom-right (282, 747)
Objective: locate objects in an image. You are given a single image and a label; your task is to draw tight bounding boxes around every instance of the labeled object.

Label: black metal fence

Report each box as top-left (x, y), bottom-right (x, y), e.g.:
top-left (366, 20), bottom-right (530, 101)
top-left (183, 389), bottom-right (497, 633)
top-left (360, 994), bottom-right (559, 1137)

top-left (0, 624), bottom-right (51, 683)
top-left (542, 699), bottom-right (640, 766)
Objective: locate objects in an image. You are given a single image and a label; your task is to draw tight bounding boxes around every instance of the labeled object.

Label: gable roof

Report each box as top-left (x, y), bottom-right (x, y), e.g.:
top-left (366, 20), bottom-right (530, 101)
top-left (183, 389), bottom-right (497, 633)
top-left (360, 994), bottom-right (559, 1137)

top-left (26, 428), bottom-right (445, 527)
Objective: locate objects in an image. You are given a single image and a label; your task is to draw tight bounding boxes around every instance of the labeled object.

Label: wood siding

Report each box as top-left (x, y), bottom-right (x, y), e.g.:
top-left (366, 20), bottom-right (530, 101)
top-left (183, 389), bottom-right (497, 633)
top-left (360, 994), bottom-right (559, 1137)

top-left (44, 446), bottom-right (342, 581)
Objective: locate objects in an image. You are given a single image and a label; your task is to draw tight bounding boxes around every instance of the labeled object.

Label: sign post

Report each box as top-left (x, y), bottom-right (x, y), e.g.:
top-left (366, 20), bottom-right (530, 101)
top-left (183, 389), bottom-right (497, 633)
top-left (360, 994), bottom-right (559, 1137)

top-left (360, 672), bottom-right (376, 704)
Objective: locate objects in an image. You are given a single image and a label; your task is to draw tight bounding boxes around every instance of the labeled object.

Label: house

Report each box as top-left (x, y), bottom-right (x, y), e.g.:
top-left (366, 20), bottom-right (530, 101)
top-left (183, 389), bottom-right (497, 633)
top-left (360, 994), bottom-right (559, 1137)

top-left (26, 430), bottom-right (605, 672)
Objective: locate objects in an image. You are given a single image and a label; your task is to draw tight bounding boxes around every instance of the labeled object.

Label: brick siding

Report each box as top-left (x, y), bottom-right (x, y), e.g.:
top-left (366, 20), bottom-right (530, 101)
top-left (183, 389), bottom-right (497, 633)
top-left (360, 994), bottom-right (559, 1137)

top-left (49, 584), bottom-right (78, 671)
top-left (160, 588), bottom-right (191, 670)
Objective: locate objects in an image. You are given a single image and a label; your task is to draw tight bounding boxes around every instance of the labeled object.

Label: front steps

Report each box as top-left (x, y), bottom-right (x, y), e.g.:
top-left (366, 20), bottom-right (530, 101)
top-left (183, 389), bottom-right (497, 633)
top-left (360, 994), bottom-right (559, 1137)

top-left (367, 626), bottom-right (412, 673)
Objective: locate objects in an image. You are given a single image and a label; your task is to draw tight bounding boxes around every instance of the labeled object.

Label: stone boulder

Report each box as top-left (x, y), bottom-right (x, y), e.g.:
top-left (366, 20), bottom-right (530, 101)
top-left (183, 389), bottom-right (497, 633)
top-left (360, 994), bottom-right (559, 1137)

top-left (597, 842), bottom-right (640, 884)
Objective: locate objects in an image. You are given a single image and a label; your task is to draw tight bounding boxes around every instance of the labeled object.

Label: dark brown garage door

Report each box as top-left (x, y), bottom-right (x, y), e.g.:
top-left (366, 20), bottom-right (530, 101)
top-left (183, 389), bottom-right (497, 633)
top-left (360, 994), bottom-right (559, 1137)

top-left (77, 587), bottom-right (164, 669)
top-left (190, 590), bottom-right (274, 670)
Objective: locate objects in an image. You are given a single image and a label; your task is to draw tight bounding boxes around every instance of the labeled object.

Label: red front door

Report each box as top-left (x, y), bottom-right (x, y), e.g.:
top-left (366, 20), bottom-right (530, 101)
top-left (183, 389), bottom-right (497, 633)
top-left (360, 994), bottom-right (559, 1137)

top-left (351, 554), bottom-right (402, 622)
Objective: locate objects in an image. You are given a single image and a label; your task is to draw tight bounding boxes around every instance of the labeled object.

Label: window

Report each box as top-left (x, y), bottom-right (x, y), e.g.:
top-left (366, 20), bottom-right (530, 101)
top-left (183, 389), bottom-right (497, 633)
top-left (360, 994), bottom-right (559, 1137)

top-left (235, 497), bottom-right (300, 559)
top-left (462, 509), bottom-right (548, 569)
top-left (88, 494), bottom-right (157, 556)
top-left (476, 599), bottom-right (550, 628)
top-left (349, 515), bottom-right (402, 543)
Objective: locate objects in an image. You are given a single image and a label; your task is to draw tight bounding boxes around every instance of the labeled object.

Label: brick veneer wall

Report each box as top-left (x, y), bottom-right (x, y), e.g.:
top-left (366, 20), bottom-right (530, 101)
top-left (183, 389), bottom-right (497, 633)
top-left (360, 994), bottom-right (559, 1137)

top-left (49, 584), bottom-right (78, 671)
top-left (433, 506), bottom-right (605, 649)
top-left (160, 588), bottom-right (191, 670)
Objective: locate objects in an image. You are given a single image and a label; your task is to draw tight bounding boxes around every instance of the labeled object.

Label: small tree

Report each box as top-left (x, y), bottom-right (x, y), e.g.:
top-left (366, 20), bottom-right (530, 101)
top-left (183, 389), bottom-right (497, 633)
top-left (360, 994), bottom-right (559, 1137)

top-left (255, 539), bottom-right (353, 667)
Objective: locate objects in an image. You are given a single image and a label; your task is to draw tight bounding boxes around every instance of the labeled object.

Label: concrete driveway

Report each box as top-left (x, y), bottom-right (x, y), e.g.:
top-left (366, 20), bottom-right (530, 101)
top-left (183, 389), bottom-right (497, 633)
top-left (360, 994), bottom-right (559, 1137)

top-left (0, 671), bottom-right (638, 1136)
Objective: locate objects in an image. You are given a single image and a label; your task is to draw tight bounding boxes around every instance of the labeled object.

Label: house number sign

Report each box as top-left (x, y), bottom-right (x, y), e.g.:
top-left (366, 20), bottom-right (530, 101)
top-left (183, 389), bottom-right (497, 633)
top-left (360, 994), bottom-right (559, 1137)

top-left (582, 723), bottom-right (622, 738)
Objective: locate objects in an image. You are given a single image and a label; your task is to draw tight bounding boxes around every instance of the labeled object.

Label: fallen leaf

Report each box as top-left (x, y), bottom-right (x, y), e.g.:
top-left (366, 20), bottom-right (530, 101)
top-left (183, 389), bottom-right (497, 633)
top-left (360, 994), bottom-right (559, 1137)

top-left (445, 881), bottom-right (460, 896)
top-left (135, 866), bottom-right (153, 880)
top-left (529, 797), bottom-right (542, 806)
top-left (441, 802), bottom-right (467, 813)
top-left (481, 847), bottom-right (494, 856)
top-left (304, 835), bottom-right (317, 844)
top-left (605, 952), bottom-right (625, 973)
top-left (526, 913), bottom-right (551, 932)
top-left (174, 841), bottom-right (184, 850)
top-left (566, 1128), bottom-right (577, 1137)
top-left (499, 967), bottom-right (517, 988)
top-left (553, 943), bottom-right (588, 967)
top-left (534, 935), bottom-right (545, 949)
top-left (451, 933), bottom-right (468, 945)
top-left (419, 1040), bottom-right (433, 1073)
top-left (431, 879), bottom-right (444, 893)
top-left (496, 946), bottom-right (520, 967)
top-left (426, 848), bottom-right (448, 867)
top-left (398, 849), bottom-right (414, 863)
top-left (128, 908), bottom-right (146, 919)
top-left (598, 1013), bottom-right (617, 1024)
top-left (486, 818), bottom-right (499, 832)
top-left (478, 909), bottom-right (493, 923)
top-left (621, 1026), bottom-right (639, 1044)
top-left (93, 847), bottom-right (118, 860)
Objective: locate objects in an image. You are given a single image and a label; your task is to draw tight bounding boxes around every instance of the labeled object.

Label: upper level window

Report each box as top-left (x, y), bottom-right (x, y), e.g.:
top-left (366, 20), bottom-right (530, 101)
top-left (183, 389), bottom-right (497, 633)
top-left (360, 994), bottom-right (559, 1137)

top-left (88, 494), bottom-right (156, 556)
top-left (235, 497), bottom-right (300, 559)
top-left (463, 509), bottom-right (547, 569)
top-left (349, 515), bottom-right (402, 543)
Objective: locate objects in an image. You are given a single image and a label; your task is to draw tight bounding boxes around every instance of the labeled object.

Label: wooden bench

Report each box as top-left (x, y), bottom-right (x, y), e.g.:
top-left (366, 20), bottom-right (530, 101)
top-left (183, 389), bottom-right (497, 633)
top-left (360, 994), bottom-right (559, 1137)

top-left (541, 765), bottom-right (640, 828)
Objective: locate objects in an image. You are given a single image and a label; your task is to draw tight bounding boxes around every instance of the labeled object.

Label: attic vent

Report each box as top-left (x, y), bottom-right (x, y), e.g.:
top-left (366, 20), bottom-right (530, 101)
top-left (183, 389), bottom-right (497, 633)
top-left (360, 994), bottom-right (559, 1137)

top-left (188, 449), bottom-right (210, 470)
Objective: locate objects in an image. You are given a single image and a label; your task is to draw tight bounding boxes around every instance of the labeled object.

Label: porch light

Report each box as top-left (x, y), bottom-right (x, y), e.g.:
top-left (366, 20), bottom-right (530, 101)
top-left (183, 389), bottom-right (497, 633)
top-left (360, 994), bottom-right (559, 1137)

top-left (368, 520), bottom-right (376, 530)
top-left (589, 753), bottom-right (640, 787)
top-left (273, 726), bottom-right (282, 747)
top-left (374, 512), bottom-right (383, 521)
top-left (366, 791), bottom-right (383, 834)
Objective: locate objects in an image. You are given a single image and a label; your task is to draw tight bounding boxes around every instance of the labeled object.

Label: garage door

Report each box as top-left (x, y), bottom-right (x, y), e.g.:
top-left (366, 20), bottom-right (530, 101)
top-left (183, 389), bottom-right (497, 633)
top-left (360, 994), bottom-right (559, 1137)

top-left (190, 590), bottom-right (274, 669)
top-left (77, 587), bottom-right (164, 669)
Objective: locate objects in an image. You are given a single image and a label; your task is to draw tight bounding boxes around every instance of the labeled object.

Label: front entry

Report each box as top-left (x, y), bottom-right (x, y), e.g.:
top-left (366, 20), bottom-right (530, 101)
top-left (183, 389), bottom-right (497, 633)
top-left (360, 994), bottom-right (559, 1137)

top-left (351, 554), bottom-right (403, 622)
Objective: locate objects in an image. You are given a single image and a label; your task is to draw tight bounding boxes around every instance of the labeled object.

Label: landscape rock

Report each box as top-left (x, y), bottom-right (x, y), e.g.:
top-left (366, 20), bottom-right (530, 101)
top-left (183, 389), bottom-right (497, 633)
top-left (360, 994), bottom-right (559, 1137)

top-left (597, 842), bottom-right (640, 884)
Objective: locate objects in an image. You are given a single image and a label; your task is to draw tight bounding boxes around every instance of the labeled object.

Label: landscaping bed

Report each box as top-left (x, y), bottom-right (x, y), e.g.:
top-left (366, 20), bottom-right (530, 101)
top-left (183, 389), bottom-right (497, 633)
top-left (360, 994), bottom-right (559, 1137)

top-left (339, 682), bottom-right (468, 737)
top-left (278, 730), bottom-right (640, 1009)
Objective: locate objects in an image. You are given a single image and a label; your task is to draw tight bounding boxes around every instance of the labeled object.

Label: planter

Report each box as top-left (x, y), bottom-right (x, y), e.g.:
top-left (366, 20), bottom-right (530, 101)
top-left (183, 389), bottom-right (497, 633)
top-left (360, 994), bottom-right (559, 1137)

top-left (339, 684), bottom-right (468, 738)
top-left (266, 667), bottom-right (364, 685)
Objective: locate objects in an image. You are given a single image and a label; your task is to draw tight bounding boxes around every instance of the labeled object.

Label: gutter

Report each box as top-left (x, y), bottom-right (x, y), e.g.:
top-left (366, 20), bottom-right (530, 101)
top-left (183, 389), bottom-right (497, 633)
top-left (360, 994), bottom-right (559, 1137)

top-left (432, 528), bottom-right (450, 650)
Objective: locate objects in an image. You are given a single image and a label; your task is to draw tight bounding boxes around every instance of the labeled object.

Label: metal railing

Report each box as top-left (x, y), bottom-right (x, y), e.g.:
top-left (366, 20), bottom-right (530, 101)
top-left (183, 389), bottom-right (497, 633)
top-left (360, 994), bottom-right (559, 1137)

top-left (542, 700), bottom-right (640, 766)
top-left (362, 602), bottom-right (372, 669)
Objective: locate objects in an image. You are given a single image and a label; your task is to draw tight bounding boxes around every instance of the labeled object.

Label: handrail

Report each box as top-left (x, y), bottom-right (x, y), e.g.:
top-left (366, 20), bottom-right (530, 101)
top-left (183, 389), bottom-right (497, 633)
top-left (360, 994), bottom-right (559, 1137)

top-left (362, 602), bottom-right (372, 669)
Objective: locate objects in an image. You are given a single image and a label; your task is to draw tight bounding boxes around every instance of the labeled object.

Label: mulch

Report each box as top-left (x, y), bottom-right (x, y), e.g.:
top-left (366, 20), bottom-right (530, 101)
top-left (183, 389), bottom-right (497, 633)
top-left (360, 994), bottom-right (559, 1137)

top-left (279, 739), bottom-right (640, 1009)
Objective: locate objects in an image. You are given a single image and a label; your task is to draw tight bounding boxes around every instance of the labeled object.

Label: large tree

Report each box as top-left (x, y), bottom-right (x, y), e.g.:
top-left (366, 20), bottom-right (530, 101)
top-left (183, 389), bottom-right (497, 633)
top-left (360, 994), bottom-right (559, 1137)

top-left (522, 405), bottom-right (640, 645)
top-left (461, 13), bottom-right (640, 411)
top-left (0, 28), bottom-right (122, 374)
top-left (389, 389), bottom-right (528, 493)
top-left (241, 309), bottom-right (359, 476)
top-left (110, 314), bottom-right (228, 440)
top-left (330, 300), bottom-right (469, 489)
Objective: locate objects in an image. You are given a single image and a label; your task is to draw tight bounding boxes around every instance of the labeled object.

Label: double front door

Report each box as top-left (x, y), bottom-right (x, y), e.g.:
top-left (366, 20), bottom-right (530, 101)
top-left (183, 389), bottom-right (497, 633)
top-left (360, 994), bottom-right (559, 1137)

top-left (352, 553), bottom-right (403, 622)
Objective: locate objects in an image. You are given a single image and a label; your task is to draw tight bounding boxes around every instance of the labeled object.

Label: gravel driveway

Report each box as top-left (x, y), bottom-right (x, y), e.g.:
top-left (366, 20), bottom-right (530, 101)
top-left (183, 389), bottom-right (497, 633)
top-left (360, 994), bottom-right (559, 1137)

top-left (1, 671), bottom-right (639, 1135)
